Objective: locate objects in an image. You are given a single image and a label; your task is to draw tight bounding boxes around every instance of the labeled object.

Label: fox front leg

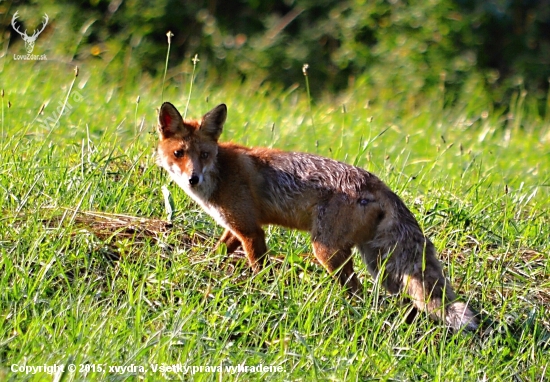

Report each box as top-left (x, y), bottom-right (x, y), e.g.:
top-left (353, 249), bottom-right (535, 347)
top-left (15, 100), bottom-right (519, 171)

top-left (215, 229), bottom-right (242, 254)
top-left (233, 227), bottom-right (269, 273)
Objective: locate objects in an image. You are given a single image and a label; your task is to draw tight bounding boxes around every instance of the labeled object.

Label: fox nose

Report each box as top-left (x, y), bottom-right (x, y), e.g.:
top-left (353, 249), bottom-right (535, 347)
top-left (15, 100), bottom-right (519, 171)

top-left (189, 174), bottom-right (200, 186)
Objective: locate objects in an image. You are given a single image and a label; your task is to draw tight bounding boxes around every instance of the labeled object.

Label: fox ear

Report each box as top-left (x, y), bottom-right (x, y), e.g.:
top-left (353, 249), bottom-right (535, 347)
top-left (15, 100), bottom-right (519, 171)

top-left (200, 104), bottom-right (227, 141)
top-left (158, 102), bottom-right (184, 139)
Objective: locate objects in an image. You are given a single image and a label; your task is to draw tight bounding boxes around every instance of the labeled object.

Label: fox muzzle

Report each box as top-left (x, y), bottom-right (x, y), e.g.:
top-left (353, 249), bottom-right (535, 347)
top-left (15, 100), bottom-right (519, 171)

top-left (189, 174), bottom-right (200, 186)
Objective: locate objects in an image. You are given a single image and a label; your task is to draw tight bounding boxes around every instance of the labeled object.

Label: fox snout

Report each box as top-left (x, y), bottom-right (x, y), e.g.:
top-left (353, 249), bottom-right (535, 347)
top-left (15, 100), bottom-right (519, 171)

top-left (189, 173), bottom-right (201, 186)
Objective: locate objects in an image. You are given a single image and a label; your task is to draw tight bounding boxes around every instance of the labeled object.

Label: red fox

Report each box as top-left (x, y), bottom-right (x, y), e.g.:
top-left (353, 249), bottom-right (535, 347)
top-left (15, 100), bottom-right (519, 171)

top-left (156, 102), bottom-right (480, 331)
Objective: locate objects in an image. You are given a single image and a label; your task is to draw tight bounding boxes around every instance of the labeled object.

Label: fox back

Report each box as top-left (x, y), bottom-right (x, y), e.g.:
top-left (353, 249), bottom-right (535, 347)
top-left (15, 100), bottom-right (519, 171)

top-left (156, 102), bottom-right (481, 332)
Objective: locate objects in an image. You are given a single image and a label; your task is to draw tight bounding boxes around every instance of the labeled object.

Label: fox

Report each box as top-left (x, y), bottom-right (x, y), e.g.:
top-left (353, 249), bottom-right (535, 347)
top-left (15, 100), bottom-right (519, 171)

top-left (156, 101), bottom-right (481, 332)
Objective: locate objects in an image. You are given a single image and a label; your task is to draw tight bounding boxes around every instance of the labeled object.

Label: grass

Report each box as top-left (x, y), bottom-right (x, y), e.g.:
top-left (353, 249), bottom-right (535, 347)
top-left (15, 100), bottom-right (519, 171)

top-left (0, 57), bottom-right (549, 382)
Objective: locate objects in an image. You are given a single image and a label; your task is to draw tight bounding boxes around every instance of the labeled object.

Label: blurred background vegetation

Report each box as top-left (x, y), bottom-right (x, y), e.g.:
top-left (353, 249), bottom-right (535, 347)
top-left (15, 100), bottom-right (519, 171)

top-left (1, 0), bottom-right (550, 108)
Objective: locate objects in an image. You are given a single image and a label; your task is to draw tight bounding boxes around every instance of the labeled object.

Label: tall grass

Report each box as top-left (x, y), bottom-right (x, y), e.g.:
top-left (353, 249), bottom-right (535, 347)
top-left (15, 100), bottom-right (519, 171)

top-left (0, 57), bottom-right (548, 381)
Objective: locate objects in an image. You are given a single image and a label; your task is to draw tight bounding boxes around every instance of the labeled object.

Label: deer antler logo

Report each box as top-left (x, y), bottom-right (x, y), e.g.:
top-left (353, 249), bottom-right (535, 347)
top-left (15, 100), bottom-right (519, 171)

top-left (11, 11), bottom-right (49, 54)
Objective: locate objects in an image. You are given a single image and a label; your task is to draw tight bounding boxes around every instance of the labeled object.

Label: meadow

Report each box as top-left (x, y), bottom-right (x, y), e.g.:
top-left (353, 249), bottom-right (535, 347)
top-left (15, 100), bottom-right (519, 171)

top-left (0, 56), bottom-right (549, 381)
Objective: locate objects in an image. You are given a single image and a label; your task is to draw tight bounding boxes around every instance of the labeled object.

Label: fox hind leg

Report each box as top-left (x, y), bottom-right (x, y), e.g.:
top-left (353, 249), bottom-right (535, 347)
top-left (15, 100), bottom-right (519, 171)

top-left (310, 199), bottom-right (364, 297)
top-left (311, 240), bottom-right (362, 298)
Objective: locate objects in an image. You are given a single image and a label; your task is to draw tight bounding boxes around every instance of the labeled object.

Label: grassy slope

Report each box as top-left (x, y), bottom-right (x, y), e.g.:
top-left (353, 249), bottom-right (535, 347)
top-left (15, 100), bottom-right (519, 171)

top-left (0, 59), bottom-right (549, 381)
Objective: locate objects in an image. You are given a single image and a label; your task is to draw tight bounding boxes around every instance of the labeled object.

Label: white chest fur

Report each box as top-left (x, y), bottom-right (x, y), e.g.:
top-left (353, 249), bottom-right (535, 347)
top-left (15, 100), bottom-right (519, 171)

top-left (165, 164), bottom-right (230, 230)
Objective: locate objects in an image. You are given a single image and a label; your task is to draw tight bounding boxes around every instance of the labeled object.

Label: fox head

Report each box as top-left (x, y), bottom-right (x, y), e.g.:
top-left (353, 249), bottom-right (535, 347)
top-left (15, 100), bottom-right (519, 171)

top-left (157, 102), bottom-right (227, 196)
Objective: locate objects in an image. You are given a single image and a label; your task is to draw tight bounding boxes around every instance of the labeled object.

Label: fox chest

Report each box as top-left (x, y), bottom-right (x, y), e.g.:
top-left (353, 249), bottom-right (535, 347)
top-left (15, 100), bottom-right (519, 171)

top-left (202, 203), bottom-right (232, 229)
top-left (184, 189), bottom-right (232, 229)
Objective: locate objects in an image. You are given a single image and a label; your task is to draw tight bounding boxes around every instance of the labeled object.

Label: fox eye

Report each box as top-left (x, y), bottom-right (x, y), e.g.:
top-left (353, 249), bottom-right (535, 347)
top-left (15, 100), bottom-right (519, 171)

top-left (174, 149), bottom-right (184, 158)
top-left (200, 152), bottom-right (209, 159)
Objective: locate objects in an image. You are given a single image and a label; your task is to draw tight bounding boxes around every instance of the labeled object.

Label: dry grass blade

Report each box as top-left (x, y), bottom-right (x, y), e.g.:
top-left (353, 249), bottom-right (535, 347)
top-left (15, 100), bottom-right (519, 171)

top-left (40, 207), bottom-right (208, 260)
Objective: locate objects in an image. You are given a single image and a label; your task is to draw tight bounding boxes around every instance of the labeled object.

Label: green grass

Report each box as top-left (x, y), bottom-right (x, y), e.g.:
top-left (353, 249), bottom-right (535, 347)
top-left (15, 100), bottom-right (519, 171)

top-left (0, 59), bottom-right (549, 381)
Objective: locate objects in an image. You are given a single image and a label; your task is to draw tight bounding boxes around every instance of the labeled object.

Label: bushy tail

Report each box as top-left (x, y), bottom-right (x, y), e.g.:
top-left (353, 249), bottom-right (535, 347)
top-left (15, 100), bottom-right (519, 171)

top-left (404, 272), bottom-right (480, 331)
top-left (359, 224), bottom-right (480, 331)
top-left (359, 190), bottom-right (482, 332)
